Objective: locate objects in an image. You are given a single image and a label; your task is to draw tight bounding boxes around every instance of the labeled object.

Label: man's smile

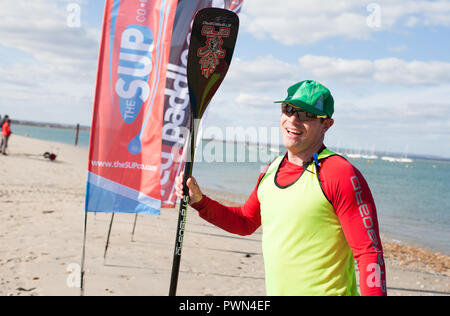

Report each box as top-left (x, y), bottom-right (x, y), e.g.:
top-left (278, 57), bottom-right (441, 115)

top-left (285, 127), bottom-right (304, 137)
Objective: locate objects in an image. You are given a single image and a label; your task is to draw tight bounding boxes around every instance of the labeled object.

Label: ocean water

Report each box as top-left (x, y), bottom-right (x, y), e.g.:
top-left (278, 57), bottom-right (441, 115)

top-left (341, 157), bottom-right (449, 254)
top-left (193, 141), bottom-right (450, 255)
top-left (12, 124), bottom-right (90, 148)
top-left (9, 124), bottom-right (450, 254)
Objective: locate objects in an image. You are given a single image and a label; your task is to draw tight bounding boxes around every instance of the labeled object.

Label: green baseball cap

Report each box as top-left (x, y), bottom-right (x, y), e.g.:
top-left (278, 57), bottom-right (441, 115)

top-left (274, 80), bottom-right (334, 118)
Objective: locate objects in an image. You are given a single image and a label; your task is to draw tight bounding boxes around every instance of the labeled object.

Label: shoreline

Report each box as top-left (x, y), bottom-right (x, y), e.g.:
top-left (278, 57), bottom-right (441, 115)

top-left (12, 120), bottom-right (90, 131)
top-left (8, 123), bottom-right (450, 163)
top-left (0, 135), bottom-right (448, 296)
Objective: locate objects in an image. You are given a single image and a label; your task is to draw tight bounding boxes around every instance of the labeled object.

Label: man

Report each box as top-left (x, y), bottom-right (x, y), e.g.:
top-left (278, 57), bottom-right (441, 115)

top-left (1, 116), bottom-right (12, 155)
top-left (175, 80), bottom-right (387, 296)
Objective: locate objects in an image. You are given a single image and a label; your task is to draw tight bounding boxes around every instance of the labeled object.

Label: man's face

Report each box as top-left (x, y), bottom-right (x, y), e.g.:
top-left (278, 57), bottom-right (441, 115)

top-left (280, 110), bottom-right (333, 154)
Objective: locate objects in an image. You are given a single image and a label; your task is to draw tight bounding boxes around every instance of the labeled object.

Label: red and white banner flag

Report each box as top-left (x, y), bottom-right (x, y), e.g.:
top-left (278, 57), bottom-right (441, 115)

top-left (86, 0), bottom-right (243, 214)
top-left (86, 0), bottom-right (178, 214)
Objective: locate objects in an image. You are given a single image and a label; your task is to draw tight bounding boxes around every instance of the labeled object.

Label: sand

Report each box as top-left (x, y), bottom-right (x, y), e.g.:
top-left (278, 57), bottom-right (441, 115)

top-left (0, 134), bottom-right (449, 296)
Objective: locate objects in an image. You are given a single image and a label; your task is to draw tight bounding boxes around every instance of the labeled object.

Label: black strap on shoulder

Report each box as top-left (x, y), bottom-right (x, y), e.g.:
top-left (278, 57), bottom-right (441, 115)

top-left (256, 155), bottom-right (281, 190)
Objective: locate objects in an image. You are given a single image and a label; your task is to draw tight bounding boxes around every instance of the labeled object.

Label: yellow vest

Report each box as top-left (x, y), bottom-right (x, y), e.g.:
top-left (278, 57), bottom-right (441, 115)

top-left (257, 149), bottom-right (358, 296)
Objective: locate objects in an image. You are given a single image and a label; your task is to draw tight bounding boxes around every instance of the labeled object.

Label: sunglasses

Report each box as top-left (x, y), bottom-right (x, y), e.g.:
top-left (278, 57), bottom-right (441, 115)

top-left (281, 103), bottom-right (328, 121)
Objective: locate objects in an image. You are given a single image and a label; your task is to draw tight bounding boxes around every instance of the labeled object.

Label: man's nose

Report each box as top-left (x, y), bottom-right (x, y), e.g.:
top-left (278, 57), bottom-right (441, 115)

top-left (287, 112), bottom-right (301, 123)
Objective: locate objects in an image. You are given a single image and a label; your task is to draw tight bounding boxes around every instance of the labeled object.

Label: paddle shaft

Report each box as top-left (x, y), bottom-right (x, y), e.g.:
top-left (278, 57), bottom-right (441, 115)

top-left (169, 120), bottom-right (195, 296)
top-left (168, 7), bottom-right (239, 296)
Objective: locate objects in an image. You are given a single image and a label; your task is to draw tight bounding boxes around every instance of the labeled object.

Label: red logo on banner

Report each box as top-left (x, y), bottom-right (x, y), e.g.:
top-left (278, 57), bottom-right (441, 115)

top-left (197, 25), bottom-right (230, 79)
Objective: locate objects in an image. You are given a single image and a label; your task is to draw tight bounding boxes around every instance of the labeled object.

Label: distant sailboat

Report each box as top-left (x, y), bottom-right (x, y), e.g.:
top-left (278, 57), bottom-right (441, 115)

top-left (381, 144), bottom-right (413, 163)
top-left (360, 144), bottom-right (378, 160)
top-left (361, 153), bottom-right (379, 159)
top-left (346, 146), bottom-right (361, 159)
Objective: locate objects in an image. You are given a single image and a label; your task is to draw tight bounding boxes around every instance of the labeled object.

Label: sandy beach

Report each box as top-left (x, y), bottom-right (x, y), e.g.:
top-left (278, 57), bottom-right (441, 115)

top-left (0, 135), bottom-right (449, 296)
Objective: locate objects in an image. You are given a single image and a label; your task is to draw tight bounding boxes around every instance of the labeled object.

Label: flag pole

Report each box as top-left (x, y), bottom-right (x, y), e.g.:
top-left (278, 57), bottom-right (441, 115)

top-left (131, 213), bottom-right (138, 242)
top-left (80, 211), bottom-right (88, 296)
top-left (103, 213), bottom-right (115, 264)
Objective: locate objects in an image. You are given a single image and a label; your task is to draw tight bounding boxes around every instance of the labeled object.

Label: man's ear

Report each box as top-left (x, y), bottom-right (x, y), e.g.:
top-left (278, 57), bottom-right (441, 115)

top-left (322, 118), bottom-right (334, 134)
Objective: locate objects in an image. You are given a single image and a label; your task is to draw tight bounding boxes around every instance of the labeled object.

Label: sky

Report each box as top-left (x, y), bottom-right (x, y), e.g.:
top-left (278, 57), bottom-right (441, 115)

top-left (1, 0), bottom-right (450, 158)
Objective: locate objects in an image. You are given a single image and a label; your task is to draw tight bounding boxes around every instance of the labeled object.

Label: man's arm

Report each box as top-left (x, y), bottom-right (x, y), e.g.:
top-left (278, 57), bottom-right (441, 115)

top-left (321, 156), bottom-right (387, 296)
top-left (189, 164), bottom-right (269, 236)
top-left (192, 191), bottom-right (261, 236)
top-left (174, 170), bottom-right (262, 236)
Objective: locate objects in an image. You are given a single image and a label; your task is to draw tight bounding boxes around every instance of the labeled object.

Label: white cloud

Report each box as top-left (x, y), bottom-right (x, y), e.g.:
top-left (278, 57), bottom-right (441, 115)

top-left (299, 55), bottom-right (450, 86)
top-left (374, 58), bottom-right (450, 85)
top-left (205, 53), bottom-right (450, 156)
top-left (241, 1), bottom-right (369, 45)
top-left (241, 0), bottom-right (450, 45)
top-left (0, 0), bottom-right (98, 65)
top-left (299, 55), bottom-right (374, 84)
top-left (332, 85), bottom-right (450, 152)
top-left (223, 55), bottom-right (300, 93)
top-left (216, 55), bottom-right (450, 119)
top-left (0, 0), bottom-right (100, 124)
top-left (235, 93), bottom-right (275, 107)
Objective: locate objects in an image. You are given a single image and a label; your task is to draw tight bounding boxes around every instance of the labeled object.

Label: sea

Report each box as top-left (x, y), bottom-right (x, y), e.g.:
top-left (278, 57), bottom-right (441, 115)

top-left (11, 124), bottom-right (450, 255)
top-left (13, 124), bottom-right (91, 148)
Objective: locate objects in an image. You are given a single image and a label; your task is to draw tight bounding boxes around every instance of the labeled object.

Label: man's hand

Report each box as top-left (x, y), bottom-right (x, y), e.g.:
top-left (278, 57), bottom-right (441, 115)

top-left (175, 171), bottom-right (203, 205)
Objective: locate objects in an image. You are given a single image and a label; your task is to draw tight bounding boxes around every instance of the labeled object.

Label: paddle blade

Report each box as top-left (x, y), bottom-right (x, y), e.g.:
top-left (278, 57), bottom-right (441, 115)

top-left (187, 8), bottom-right (239, 119)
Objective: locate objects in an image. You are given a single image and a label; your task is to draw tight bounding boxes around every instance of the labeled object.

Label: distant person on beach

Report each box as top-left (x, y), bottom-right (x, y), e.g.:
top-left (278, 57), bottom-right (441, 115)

top-left (1, 115), bottom-right (12, 155)
top-left (1, 115), bottom-right (9, 131)
top-left (175, 80), bottom-right (387, 296)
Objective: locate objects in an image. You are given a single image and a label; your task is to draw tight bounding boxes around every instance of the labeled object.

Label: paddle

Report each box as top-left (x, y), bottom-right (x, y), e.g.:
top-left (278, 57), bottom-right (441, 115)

top-left (169, 7), bottom-right (239, 296)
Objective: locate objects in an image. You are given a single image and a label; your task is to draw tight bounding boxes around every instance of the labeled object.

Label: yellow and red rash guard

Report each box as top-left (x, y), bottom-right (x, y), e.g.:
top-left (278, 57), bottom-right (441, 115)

top-left (192, 149), bottom-right (387, 296)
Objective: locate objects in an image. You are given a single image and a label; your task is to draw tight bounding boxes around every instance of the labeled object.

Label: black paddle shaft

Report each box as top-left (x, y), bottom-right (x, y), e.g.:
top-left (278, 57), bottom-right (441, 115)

top-left (169, 8), bottom-right (239, 296)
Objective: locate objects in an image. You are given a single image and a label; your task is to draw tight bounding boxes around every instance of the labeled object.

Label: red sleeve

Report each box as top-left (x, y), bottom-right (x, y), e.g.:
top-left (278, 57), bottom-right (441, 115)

top-left (190, 166), bottom-right (267, 236)
top-left (320, 156), bottom-right (387, 296)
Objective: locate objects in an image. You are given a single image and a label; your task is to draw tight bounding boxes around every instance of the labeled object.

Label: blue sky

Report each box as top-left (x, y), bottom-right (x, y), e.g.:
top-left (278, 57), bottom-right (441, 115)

top-left (1, 0), bottom-right (449, 157)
